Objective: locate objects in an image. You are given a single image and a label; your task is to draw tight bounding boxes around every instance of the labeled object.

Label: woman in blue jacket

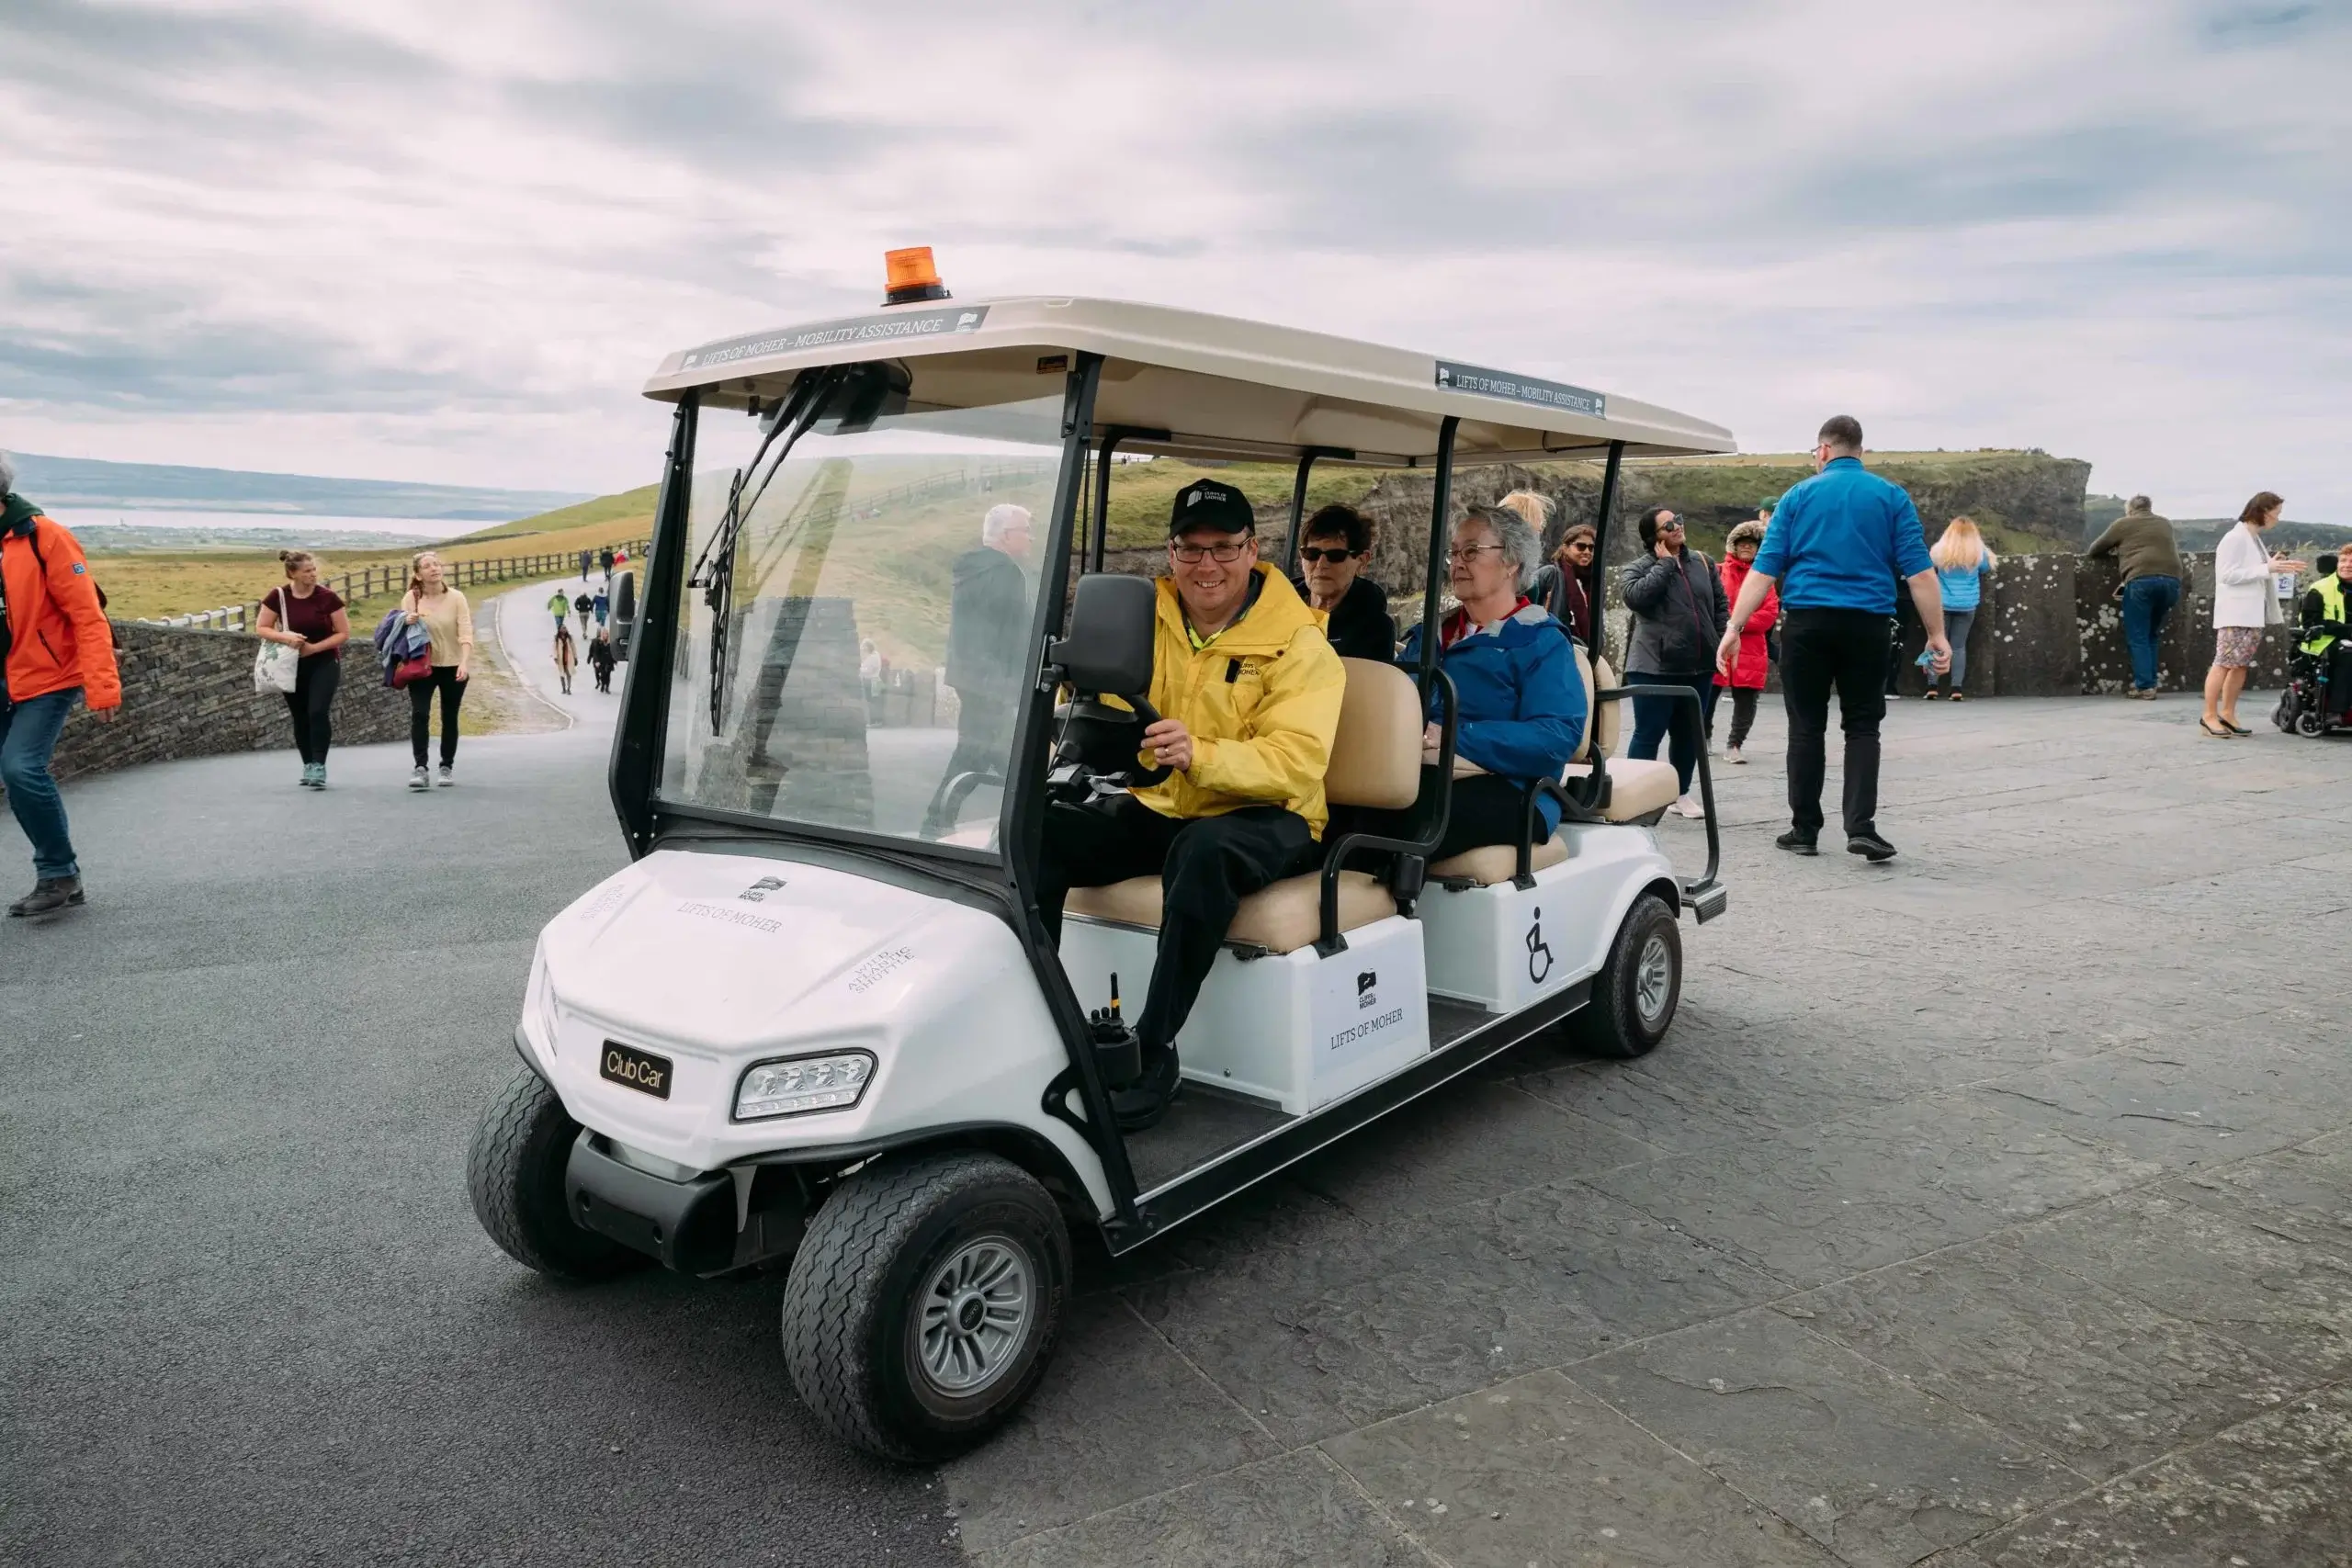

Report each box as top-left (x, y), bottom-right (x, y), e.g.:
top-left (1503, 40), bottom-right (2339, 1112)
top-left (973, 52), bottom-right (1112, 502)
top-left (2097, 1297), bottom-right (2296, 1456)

top-left (1925, 516), bottom-right (1996, 700)
top-left (1397, 503), bottom-right (1588, 861)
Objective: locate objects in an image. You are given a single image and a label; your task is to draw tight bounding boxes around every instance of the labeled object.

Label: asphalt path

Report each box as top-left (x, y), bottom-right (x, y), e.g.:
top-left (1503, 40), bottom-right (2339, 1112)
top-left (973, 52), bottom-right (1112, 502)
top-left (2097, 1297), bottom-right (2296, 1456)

top-left (0, 586), bottom-right (964, 1566)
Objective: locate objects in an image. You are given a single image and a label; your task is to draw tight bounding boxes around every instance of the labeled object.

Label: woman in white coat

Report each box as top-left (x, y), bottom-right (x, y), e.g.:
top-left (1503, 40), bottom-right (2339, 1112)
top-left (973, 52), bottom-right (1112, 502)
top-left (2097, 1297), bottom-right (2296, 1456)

top-left (2202, 491), bottom-right (2302, 738)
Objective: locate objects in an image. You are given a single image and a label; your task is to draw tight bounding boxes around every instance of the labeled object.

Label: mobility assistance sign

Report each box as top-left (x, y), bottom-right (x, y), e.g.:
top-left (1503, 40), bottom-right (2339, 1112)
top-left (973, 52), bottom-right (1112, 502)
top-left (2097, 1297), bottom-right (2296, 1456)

top-left (1435, 361), bottom-right (1605, 421)
top-left (680, 306), bottom-right (992, 371)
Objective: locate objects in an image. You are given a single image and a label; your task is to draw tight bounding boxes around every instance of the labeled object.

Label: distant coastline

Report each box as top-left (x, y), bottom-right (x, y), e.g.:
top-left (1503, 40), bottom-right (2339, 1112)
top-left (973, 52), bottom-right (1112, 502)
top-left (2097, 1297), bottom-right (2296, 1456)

top-left (9, 450), bottom-right (588, 523)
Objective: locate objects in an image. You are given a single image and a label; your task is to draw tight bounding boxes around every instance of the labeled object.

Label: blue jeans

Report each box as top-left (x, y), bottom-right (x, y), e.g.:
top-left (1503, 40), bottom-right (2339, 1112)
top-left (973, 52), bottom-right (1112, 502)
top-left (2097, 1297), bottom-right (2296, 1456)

top-left (1627, 671), bottom-right (1719, 794)
top-left (0, 688), bottom-right (82, 880)
top-left (2121, 575), bottom-right (2182, 691)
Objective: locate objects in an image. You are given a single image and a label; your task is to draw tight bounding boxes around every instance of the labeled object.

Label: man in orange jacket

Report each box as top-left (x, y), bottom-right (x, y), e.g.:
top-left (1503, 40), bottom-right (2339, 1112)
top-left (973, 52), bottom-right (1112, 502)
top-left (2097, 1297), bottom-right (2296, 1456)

top-left (0, 452), bottom-right (119, 915)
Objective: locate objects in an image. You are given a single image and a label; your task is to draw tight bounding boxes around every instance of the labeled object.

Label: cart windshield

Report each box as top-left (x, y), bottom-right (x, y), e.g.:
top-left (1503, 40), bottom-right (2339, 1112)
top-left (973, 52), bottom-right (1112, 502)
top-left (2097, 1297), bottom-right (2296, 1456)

top-left (656, 380), bottom-right (1065, 851)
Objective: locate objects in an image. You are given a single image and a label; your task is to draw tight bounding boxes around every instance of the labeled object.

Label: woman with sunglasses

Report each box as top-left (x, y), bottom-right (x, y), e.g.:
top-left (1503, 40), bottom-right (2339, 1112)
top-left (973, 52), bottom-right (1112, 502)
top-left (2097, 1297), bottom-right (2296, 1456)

top-left (1291, 503), bottom-right (1396, 660)
top-left (1622, 507), bottom-right (1728, 818)
top-left (1527, 520), bottom-right (1597, 644)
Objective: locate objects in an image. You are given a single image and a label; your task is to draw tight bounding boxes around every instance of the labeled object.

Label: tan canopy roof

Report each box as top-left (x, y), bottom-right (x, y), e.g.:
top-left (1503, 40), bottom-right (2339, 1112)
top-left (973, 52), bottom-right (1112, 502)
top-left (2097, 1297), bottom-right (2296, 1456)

top-left (645, 295), bottom-right (1734, 468)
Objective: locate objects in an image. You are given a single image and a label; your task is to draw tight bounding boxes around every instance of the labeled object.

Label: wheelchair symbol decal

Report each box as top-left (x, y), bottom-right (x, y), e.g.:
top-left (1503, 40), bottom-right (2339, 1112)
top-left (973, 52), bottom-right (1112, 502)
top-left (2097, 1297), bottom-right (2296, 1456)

top-left (1526, 908), bottom-right (1555, 986)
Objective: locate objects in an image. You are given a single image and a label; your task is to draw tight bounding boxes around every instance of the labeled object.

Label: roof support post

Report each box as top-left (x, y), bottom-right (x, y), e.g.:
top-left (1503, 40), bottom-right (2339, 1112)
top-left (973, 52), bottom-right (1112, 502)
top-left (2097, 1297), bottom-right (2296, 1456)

top-left (1586, 439), bottom-right (1626, 660)
top-left (1418, 416), bottom-right (1460, 684)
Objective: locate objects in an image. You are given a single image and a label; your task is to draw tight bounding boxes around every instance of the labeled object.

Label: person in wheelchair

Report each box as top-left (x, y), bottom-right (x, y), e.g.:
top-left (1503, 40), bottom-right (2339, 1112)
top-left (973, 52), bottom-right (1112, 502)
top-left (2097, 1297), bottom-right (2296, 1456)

top-left (2298, 550), bottom-right (2352, 722)
top-left (1036, 479), bottom-right (1346, 1129)
top-left (1396, 502), bottom-right (1588, 862)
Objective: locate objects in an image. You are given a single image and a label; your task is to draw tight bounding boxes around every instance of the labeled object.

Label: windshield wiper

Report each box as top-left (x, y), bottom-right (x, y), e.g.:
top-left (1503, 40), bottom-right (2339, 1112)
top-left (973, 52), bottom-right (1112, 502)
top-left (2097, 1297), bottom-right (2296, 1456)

top-left (688, 367), bottom-right (842, 731)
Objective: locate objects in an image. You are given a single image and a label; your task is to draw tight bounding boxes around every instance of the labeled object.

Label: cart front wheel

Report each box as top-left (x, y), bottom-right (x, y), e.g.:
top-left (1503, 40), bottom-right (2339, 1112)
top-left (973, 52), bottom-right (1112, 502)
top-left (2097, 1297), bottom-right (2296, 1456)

top-left (466, 1069), bottom-right (645, 1280)
top-left (2296, 709), bottom-right (2327, 737)
top-left (1568, 892), bottom-right (1681, 1060)
top-left (781, 1151), bottom-right (1069, 1461)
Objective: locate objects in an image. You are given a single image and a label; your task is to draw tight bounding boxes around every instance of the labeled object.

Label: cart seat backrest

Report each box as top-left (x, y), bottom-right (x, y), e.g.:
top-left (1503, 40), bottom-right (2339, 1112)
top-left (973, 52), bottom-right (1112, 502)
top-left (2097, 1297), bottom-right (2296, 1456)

top-left (1591, 652), bottom-right (1623, 757)
top-left (1327, 657), bottom-right (1421, 809)
top-left (1570, 645), bottom-right (1597, 765)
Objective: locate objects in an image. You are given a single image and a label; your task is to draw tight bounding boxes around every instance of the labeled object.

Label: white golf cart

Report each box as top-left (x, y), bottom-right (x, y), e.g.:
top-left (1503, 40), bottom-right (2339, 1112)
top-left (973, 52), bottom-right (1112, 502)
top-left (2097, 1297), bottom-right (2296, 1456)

top-left (467, 270), bottom-right (1734, 1460)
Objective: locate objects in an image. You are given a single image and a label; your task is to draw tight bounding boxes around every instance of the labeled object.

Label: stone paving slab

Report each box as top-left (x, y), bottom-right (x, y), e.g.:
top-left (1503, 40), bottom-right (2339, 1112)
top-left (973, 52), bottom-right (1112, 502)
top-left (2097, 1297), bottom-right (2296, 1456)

top-left (949, 697), bottom-right (2352, 1565)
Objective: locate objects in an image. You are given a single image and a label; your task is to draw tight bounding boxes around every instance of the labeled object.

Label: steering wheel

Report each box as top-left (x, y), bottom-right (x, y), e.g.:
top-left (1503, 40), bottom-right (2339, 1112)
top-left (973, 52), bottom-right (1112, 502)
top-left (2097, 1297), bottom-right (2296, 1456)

top-left (1051, 692), bottom-right (1174, 796)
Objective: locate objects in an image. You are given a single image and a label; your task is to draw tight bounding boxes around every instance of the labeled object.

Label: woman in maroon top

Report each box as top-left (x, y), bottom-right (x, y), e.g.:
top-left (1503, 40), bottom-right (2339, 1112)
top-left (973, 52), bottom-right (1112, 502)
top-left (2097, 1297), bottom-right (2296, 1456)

top-left (254, 550), bottom-right (350, 787)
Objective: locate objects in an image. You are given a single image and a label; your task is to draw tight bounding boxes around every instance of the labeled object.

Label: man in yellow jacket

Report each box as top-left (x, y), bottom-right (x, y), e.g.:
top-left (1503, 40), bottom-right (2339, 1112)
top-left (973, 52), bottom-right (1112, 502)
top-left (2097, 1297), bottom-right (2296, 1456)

top-left (1037, 478), bottom-right (1345, 1128)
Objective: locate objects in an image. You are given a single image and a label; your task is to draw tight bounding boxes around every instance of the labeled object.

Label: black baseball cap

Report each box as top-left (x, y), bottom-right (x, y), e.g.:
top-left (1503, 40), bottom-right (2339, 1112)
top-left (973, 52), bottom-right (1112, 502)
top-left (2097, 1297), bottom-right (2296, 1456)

top-left (1168, 478), bottom-right (1256, 537)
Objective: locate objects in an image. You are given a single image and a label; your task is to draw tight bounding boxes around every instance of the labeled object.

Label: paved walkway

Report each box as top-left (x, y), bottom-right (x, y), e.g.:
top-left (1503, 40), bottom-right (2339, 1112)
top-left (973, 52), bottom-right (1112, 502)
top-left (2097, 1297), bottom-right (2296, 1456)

top-left (4, 691), bottom-right (2346, 1567)
top-left (945, 695), bottom-right (2352, 1567)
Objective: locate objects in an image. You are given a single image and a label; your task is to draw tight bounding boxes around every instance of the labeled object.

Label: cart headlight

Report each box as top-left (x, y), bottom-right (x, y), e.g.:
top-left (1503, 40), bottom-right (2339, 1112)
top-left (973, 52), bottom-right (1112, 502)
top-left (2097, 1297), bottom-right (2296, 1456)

top-left (734, 1052), bottom-right (876, 1121)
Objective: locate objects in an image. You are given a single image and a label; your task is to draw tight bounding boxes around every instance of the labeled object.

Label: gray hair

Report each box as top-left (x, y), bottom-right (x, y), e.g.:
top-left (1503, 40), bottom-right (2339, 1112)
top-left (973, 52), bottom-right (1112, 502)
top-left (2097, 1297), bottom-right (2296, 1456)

top-left (981, 502), bottom-right (1031, 546)
top-left (0, 451), bottom-right (15, 495)
top-left (2127, 494), bottom-right (2153, 514)
top-left (1455, 502), bottom-right (1541, 591)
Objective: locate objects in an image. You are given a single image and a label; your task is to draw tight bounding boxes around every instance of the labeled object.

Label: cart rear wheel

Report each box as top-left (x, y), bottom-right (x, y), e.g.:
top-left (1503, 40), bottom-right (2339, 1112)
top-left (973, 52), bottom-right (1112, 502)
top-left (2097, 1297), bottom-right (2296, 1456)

top-left (2296, 709), bottom-right (2327, 737)
top-left (781, 1151), bottom-right (1069, 1461)
top-left (467, 1069), bottom-right (645, 1280)
top-left (1568, 892), bottom-right (1680, 1060)
top-left (2274, 693), bottom-right (2299, 732)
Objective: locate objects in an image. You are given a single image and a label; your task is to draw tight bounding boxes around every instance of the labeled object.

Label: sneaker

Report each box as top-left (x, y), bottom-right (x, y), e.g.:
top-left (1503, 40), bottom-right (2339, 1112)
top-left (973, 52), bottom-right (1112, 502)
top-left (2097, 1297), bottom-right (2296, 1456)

top-left (301, 763), bottom-right (323, 788)
top-left (1924, 689), bottom-right (1943, 700)
top-left (1111, 1043), bottom-right (1182, 1132)
top-left (1673, 794), bottom-right (1706, 818)
top-left (1848, 830), bottom-right (1898, 862)
top-left (435, 763), bottom-right (456, 787)
top-left (1775, 829), bottom-right (1818, 855)
top-left (8, 876), bottom-right (85, 917)
top-left (1724, 746), bottom-right (1746, 764)
top-left (1886, 692), bottom-right (1903, 701)
top-left (410, 766), bottom-right (431, 791)
top-left (1949, 692), bottom-right (1967, 704)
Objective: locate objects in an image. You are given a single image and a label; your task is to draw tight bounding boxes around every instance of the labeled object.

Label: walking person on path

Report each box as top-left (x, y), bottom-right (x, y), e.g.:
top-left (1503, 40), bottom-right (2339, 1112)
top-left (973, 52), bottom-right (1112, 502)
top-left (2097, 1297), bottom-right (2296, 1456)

top-left (2201, 491), bottom-right (2302, 739)
top-left (587, 627), bottom-right (616, 694)
top-left (401, 550), bottom-right (473, 789)
top-left (579, 548), bottom-right (593, 581)
top-left (545, 586), bottom-right (570, 637)
top-left (2086, 495), bottom-right (2186, 698)
top-left (1924, 518), bottom-right (1995, 701)
top-left (1711, 519), bottom-right (1776, 762)
top-left (1621, 506), bottom-right (1727, 819)
top-left (0, 453), bottom-right (119, 915)
top-left (253, 549), bottom-right (350, 787)
top-left (598, 546), bottom-right (615, 585)
top-left (571, 589), bottom-right (594, 640)
top-left (552, 624), bottom-right (577, 695)
top-left (1717, 415), bottom-right (1948, 862)
top-left (592, 583), bottom-right (609, 629)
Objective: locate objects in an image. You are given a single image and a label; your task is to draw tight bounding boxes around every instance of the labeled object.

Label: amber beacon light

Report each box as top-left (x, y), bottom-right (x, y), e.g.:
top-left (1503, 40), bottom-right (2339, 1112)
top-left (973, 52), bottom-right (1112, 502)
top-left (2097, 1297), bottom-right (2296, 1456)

top-left (882, 247), bottom-right (951, 306)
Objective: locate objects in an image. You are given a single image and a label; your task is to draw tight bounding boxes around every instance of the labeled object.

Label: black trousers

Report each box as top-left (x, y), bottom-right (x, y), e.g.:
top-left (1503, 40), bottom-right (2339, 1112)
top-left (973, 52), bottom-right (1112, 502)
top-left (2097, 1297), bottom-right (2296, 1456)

top-left (1429, 773), bottom-right (1539, 862)
top-left (1714, 686), bottom-right (1760, 749)
top-left (408, 666), bottom-right (468, 767)
top-left (284, 654), bottom-right (341, 764)
top-left (1037, 797), bottom-right (1317, 1051)
top-left (1780, 608), bottom-right (1888, 837)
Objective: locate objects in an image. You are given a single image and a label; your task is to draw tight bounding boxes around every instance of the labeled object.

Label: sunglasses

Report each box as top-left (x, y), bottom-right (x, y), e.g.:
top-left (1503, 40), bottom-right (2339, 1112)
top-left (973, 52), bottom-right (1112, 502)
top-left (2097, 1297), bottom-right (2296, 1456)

top-left (1299, 547), bottom-right (1360, 564)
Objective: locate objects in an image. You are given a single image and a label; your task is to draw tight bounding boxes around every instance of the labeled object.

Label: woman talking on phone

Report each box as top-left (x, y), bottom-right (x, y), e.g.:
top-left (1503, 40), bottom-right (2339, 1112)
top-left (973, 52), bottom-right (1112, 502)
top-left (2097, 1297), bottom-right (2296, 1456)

top-left (2201, 491), bottom-right (2301, 739)
top-left (254, 550), bottom-right (350, 787)
top-left (401, 549), bottom-right (473, 788)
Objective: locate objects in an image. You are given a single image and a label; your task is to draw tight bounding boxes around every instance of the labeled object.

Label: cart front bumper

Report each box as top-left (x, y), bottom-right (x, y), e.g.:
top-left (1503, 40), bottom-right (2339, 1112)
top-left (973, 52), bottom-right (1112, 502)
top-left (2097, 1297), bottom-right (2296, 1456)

top-left (564, 1134), bottom-right (743, 1275)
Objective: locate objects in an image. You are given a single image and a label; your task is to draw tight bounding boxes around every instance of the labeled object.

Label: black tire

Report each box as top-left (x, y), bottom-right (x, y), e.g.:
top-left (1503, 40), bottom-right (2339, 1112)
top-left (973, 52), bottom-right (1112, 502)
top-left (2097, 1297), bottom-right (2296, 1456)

top-left (2296, 709), bottom-right (2327, 738)
top-left (2275, 693), bottom-right (2299, 732)
top-left (466, 1069), bottom-right (645, 1280)
top-left (1567, 892), bottom-right (1681, 1060)
top-left (780, 1151), bottom-right (1070, 1461)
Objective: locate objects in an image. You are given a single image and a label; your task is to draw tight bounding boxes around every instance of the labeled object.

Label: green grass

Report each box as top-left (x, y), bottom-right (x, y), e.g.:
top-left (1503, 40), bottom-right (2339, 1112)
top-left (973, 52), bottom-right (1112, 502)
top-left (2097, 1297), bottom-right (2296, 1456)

top-left (444, 484), bottom-right (662, 543)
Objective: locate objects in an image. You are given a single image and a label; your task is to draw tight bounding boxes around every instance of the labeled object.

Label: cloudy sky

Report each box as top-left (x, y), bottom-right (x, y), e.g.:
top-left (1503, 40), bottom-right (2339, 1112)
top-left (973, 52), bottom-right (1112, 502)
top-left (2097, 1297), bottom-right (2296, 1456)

top-left (3, 0), bottom-right (2346, 514)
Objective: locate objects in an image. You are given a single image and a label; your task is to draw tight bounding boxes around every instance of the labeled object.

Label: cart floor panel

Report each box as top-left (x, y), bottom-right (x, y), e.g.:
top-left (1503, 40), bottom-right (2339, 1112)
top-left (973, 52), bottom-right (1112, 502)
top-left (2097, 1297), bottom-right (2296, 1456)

top-left (1130, 1081), bottom-right (1293, 1191)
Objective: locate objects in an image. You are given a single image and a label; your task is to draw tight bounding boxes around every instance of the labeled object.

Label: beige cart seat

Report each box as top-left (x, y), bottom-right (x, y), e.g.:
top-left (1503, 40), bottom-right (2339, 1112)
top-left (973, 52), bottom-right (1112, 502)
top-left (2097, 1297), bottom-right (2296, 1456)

top-left (1426, 647), bottom-right (1678, 886)
top-left (1065, 657), bottom-right (1423, 954)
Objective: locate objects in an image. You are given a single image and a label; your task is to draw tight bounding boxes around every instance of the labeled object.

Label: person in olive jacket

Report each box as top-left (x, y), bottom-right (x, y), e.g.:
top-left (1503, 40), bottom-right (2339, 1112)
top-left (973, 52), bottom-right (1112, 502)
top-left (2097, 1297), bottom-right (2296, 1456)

top-left (1620, 506), bottom-right (1729, 818)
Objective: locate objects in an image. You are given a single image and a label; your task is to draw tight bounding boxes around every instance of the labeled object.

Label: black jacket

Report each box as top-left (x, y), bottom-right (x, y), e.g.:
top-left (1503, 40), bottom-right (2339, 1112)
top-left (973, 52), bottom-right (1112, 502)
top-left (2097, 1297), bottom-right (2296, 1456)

top-left (945, 546), bottom-right (1032, 694)
top-left (1294, 573), bottom-right (1396, 662)
top-left (1620, 547), bottom-right (1729, 675)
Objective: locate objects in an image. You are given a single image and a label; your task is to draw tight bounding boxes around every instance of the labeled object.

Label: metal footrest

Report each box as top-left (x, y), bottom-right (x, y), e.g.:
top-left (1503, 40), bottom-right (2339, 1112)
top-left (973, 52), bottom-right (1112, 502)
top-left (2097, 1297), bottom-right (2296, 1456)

top-left (1682, 878), bottom-right (1728, 923)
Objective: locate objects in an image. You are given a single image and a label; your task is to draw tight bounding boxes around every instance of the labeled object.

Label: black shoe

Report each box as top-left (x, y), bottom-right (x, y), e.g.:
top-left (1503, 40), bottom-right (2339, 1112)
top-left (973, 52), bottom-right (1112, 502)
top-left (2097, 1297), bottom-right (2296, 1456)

top-left (1848, 831), bottom-right (1898, 862)
top-left (1775, 830), bottom-right (1818, 855)
top-left (8, 876), bottom-right (85, 917)
top-left (1111, 1043), bottom-right (1181, 1133)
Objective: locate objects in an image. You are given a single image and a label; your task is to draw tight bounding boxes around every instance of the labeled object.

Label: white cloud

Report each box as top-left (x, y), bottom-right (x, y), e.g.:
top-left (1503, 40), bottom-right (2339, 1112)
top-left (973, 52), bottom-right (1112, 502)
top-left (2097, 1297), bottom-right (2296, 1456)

top-left (1, 0), bottom-right (2345, 515)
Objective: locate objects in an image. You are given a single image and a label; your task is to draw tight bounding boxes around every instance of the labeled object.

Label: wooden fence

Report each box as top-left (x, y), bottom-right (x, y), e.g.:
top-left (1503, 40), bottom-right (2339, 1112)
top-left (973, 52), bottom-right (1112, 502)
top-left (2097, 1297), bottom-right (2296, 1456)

top-left (141, 539), bottom-right (652, 631)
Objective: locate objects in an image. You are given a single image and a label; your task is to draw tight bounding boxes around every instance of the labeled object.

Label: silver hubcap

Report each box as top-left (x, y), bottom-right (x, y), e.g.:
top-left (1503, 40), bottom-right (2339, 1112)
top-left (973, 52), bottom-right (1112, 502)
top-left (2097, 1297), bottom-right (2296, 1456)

top-left (1634, 932), bottom-right (1675, 1027)
top-left (915, 1235), bottom-right (1033, 1396)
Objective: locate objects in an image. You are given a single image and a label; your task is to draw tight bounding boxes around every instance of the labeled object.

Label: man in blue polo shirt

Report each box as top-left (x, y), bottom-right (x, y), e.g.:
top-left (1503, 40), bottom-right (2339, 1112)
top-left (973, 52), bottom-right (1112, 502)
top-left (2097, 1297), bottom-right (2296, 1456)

top-left (1717, 415), bottom-right (1949, 861)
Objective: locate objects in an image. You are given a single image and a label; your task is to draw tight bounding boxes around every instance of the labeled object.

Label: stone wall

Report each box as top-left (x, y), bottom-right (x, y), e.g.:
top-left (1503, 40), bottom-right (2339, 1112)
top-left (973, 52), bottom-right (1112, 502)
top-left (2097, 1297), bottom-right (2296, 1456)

top-left (48, 622), bottom-right (410, 782)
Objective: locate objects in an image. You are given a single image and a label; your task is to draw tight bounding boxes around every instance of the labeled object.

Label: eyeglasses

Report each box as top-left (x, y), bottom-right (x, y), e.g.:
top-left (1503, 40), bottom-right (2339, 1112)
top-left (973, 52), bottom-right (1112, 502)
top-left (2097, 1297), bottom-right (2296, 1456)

top-left (1170, 540), bottom-right (1251, 563)
top-left (1447, 544), bottom-right (1506, 563)
top-left (1299, 547), bottom-right (1359, 565)
top-left (1563, 539), bottom-right (1594, 551)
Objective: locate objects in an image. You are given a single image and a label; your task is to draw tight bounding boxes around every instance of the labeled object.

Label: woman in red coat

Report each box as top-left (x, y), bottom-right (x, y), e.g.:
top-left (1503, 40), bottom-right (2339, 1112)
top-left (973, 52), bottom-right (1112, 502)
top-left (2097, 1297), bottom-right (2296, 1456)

top-left (1713, 519), bottom-right (1777, 762)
